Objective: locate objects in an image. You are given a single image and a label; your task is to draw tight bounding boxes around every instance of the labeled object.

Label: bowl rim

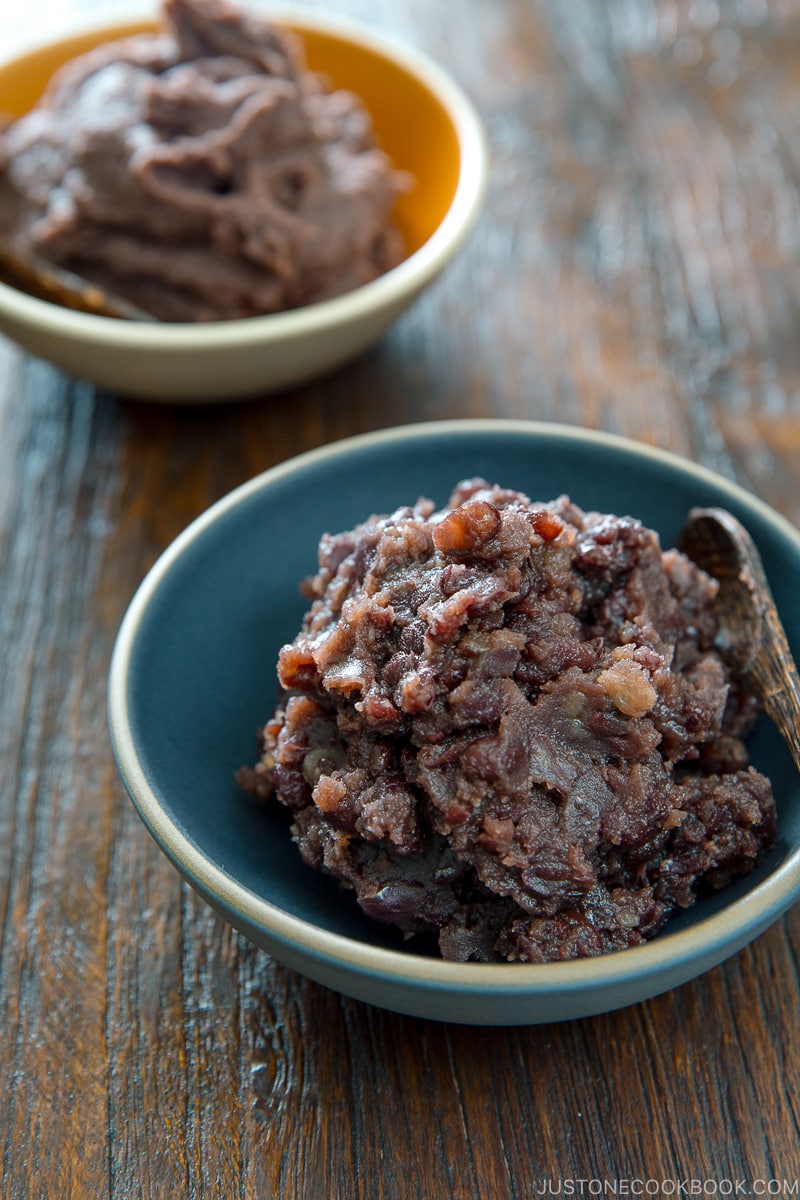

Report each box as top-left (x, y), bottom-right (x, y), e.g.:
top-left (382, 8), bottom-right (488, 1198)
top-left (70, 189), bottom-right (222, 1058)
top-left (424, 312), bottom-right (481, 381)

top-left (0, 6), bottom-right (488, 346)
top-left (109, 419), bottom-right (800, 993)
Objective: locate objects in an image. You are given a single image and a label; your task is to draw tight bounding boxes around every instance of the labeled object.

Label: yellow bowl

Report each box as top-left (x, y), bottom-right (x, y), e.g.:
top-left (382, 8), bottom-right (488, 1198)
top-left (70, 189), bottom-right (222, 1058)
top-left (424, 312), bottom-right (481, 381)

top-left (0, 11), bottom-right (487, 401)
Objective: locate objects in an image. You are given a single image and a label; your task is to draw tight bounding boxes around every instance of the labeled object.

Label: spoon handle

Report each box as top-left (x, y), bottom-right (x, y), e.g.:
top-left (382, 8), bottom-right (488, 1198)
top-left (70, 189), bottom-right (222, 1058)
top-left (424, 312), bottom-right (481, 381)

top-left (682, 507), bottom-right (800, 775)
top-left (0, 243), bottom-right (155, 321)
top-left (750, 599), bottom-right (800, 774)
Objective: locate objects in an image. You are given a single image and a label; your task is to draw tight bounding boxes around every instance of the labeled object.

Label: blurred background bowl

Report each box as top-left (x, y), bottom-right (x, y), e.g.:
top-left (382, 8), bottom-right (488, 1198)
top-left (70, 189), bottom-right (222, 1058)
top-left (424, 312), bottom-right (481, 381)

top-left (0, 9), bottom-right (487, 401)
top-left (108, 420), bottom-right (800, 1024)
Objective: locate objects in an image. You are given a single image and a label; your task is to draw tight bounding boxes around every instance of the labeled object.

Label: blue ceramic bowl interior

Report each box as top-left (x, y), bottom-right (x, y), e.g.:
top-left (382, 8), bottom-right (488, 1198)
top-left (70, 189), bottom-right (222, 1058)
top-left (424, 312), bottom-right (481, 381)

top-left (118, 421), bottom-right (800, 957)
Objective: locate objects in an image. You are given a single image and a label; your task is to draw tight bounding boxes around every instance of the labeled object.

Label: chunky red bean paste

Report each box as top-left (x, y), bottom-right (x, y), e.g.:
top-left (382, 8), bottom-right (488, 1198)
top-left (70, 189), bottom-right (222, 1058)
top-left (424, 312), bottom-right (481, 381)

top-left (239, 481), bottom-right (776, 962)
top-left (0, 0), bottom-right (406, 321)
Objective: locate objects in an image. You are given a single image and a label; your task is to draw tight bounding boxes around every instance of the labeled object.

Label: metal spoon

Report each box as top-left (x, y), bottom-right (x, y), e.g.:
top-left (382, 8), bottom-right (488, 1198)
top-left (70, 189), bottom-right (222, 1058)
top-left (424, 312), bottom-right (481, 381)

top-left (679, 505), bottom-right (800, 773)
top-left (0, 240), bottom-right (156, 321)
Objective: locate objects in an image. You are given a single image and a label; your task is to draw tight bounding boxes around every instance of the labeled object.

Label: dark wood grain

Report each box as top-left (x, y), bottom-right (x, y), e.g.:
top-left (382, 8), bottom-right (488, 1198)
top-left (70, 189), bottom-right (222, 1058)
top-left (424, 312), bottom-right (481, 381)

top-left (2, 0), bottom-right (800, 1196)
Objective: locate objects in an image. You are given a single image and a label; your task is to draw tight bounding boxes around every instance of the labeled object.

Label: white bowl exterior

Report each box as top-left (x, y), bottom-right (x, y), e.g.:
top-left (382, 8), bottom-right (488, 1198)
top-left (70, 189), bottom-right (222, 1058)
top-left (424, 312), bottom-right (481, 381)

top-left (0, 282), bottom-right (423, 399)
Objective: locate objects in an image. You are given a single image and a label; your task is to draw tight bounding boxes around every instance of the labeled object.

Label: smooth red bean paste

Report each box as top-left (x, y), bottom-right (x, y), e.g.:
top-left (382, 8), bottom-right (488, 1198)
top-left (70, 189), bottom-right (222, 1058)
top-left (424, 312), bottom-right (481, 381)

top-left (0, 0), bottom-right (406, 321)
top-left (239, 481), bottom-right (776, 962)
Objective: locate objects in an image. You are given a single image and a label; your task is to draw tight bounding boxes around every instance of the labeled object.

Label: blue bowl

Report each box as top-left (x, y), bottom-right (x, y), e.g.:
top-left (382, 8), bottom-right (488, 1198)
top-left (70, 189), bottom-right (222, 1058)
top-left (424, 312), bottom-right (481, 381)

top-left (108, 421), bottom-right (800, 1023)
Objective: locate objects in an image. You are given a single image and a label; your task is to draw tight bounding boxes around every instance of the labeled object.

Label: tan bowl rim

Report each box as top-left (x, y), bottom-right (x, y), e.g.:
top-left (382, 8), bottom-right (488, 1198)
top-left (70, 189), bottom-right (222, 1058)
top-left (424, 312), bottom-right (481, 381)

top-left (0, 6), bottom-right (488, 345)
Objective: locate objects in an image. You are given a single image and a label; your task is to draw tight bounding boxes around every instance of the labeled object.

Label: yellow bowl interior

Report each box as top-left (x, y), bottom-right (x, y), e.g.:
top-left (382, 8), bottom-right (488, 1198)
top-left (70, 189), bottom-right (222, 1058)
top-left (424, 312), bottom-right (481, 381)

top-left (0, 19), bottom-right (462, 256)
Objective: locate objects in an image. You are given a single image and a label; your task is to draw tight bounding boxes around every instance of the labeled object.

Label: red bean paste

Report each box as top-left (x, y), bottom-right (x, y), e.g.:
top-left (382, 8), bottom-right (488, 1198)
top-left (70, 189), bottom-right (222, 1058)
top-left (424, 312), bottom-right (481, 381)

top-left (238, 481), bottom-right (776, 962)
top-left (0, 0), bottom-right (406, 321)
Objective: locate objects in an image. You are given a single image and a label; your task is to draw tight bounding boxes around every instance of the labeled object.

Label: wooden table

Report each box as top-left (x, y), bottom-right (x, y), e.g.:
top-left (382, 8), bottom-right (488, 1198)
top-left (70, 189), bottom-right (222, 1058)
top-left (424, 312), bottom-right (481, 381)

top-left (2, 0), bottom-right (800, 1195)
